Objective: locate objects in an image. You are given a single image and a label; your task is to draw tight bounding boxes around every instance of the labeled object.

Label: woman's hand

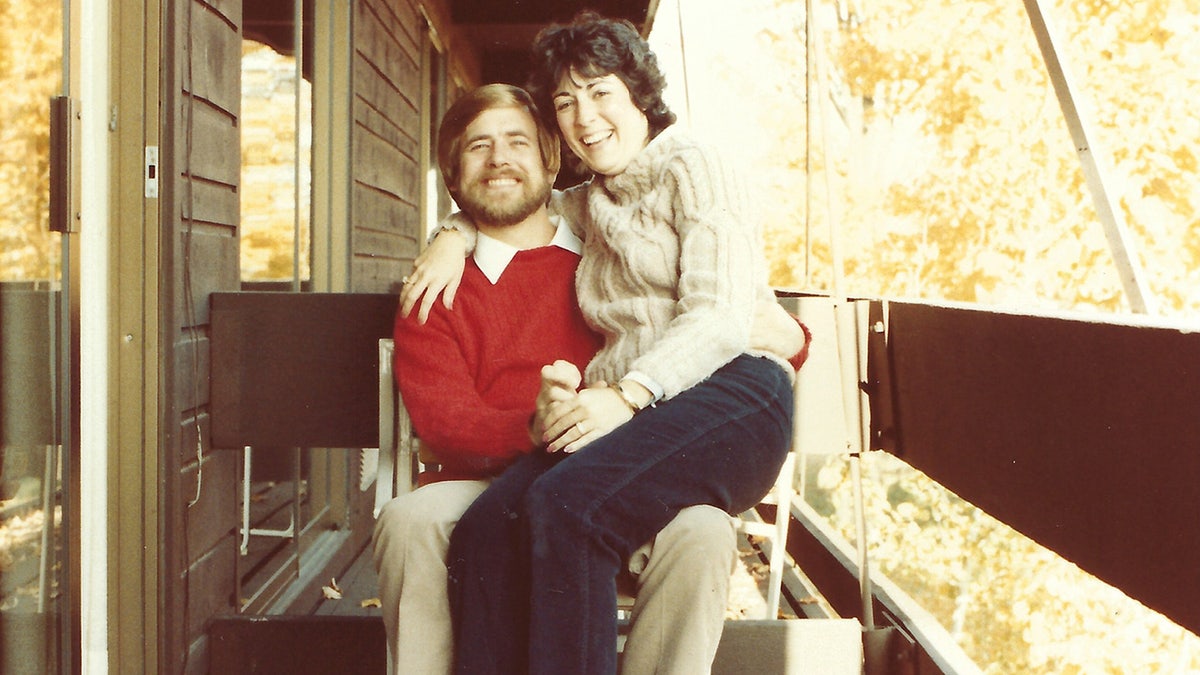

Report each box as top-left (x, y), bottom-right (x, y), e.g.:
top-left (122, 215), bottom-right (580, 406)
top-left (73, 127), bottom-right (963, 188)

top-left (399, 230), bottom-right (468, 324)
top-left (749, 300), bottom-right (806, 363)
top-left (541, 380), bottom-right (634, 454)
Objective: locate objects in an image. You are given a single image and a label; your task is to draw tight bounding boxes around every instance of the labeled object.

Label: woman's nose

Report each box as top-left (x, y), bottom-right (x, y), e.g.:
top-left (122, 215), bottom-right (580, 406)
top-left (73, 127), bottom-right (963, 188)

top-left (574, 97), bottom-right (596, 125)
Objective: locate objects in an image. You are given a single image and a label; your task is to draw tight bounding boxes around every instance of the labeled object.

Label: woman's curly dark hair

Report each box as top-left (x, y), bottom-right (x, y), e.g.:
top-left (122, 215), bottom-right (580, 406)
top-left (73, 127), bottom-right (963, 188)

top-left (526, 11), bottom-right (676, 140)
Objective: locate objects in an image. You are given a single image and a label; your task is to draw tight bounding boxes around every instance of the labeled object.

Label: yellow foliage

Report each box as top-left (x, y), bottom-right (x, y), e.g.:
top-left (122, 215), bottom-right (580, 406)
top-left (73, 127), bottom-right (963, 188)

top-left (0, 0), bottom-right (64, 282)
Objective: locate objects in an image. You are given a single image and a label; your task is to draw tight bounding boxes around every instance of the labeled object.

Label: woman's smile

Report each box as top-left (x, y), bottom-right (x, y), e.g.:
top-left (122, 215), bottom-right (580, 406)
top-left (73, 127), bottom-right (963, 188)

top-left (553, 70), bottom-right (649, 176)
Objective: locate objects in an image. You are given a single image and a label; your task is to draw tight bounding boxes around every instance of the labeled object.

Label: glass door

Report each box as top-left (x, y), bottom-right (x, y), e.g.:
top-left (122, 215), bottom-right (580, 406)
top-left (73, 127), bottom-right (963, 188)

top-left (0, 0), bottom-right (75, 671)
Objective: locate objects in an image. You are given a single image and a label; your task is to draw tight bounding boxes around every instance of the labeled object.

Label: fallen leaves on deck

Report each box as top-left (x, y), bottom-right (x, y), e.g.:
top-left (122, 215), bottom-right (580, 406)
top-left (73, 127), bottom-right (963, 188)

top-left (321, 578), bottom-right (343, 600)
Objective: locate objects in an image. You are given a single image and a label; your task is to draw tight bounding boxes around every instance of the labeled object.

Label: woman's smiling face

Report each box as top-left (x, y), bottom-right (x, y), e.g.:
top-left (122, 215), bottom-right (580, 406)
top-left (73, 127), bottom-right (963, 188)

top-left (552, 69), bottom-right (650, 177)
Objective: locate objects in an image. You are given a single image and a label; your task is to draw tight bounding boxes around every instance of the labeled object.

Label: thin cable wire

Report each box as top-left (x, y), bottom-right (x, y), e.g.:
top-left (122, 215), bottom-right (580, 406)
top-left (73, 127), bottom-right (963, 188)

top-left (674, 0), bottom-right (693, 125)
top-left (804, 0), bottom-right (815, 288)
top-left (292, 0), bottom-right (303, 292)
top-left (181, 3), bottom-right (202, 670)
top-left (183, 0), bottom-right (203, 510)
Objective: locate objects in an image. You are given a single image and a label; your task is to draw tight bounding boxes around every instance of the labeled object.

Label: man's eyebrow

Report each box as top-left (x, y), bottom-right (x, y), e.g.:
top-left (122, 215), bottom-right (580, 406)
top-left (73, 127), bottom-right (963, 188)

top-left (464, 129), bottom-right (530, 145)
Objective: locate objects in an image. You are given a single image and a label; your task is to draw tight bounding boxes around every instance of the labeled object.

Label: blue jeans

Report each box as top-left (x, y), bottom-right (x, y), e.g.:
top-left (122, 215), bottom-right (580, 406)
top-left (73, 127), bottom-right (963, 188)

top-left (447, 355), bottom-right (794, 675)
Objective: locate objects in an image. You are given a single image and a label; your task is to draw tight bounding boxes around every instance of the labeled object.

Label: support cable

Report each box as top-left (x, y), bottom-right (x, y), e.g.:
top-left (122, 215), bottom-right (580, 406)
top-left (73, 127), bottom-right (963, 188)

top-left (675, 0), bottom-right (693, 124)
top-left (1022, 0), bottom-right (1155, 314)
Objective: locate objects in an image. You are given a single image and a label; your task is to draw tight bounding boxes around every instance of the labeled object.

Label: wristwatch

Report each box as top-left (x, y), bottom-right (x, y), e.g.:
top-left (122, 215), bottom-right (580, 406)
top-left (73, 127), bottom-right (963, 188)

top-left (614, 381), bottom-right (647, 414)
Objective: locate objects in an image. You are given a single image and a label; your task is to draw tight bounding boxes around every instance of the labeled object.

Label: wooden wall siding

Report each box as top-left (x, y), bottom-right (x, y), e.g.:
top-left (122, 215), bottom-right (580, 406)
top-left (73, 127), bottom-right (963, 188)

top-left (183, 3), bottom-right (242, 114)
top-left (351, 0), bottom-right (425, 292)
top-left (168, 0), bottom-right (244, 670)
top-left (154, 0), bottom-right (477, 669)
top-left (180, 180), bottom-right (239, 233)
top-left (181, 101), bottom-right (242, 188)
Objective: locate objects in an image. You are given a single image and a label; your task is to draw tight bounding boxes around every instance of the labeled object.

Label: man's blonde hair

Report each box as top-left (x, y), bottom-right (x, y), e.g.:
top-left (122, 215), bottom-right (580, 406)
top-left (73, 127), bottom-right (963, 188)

top-left (437, 83), bottom-right (561, 194)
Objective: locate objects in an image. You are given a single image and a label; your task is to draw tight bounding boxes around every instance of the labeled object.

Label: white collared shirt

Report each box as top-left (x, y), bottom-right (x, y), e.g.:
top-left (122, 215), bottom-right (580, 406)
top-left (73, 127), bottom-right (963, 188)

top-left (473, 215), bottom-right (582, 284)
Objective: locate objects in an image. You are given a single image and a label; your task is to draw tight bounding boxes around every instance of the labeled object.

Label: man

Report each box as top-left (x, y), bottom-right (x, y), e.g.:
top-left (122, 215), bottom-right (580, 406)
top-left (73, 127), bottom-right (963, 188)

top-left (372, 84), bottom-right (738, 674)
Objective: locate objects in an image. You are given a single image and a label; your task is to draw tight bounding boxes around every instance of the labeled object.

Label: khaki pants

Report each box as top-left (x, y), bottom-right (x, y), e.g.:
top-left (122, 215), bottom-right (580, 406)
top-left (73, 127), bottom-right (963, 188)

top-left (372, 480), bottom-right (736, 675)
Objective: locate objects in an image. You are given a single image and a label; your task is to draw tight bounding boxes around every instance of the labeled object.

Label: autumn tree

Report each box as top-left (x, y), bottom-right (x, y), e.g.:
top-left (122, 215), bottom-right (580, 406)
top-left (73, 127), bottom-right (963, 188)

top-left (654, 0), bottom-right (1200, 671)
top-left (0, 0), bottom-right (62, 282)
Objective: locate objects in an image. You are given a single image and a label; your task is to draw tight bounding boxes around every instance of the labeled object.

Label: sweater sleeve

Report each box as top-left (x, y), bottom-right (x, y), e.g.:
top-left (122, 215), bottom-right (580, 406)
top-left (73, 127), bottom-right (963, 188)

top-left (432, 211), bottom-right (479, 254)
top-left (628, 143), bottom-right (760, 397)
top-left (393, 306), bottom-right (535, 473)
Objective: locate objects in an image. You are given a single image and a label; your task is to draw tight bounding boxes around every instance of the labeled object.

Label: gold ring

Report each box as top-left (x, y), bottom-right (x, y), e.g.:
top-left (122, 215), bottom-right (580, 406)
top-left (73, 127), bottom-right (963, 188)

top-left (401, 276), bottom-right (411, 284)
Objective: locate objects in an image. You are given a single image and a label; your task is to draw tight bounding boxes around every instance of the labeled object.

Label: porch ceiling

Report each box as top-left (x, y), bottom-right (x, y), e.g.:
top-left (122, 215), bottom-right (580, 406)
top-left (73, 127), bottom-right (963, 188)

top-left (450, 0), bottom-right (659, 84)
top-left (242, 1), bottom-right (659, 86)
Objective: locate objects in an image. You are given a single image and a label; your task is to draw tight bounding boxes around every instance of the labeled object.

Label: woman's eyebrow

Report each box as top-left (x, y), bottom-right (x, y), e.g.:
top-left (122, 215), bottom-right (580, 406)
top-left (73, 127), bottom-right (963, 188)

top-left (556, 73), bottom-right (596, 98)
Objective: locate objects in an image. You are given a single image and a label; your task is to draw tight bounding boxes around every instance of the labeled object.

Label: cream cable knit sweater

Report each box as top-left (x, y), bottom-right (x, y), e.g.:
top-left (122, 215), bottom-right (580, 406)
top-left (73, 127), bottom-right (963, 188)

top-left (443, 126), bottom-right (793, 400)
top-left (554, 126), bottom-right (789, 398)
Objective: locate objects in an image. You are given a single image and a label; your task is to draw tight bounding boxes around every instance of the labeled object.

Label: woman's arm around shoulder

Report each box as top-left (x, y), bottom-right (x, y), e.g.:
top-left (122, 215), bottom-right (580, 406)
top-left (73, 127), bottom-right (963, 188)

top-left (399, 225), bottom-right (470, 324)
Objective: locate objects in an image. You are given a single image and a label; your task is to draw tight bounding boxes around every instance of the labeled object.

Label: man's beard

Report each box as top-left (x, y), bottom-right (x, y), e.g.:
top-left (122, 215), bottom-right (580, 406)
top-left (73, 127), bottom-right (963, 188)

top-left (457, 171), bottom-right (552, 227)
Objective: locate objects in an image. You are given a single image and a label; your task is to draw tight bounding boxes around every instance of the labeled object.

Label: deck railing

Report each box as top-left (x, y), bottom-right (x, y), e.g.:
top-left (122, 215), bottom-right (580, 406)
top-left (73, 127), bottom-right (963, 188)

top-left (206, 290), bottom-right (1200, 673)
top-left (781, 293), bottom-right (1200, 671)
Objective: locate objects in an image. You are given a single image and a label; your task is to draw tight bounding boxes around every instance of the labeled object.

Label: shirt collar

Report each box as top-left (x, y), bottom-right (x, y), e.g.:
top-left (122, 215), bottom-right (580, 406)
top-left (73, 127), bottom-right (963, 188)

top-left (474, 215), bottom-right (582, 284)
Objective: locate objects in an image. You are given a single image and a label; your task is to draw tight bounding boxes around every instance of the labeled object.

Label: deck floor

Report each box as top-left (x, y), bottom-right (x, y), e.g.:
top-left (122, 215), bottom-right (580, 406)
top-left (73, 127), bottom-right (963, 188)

top-left (225, 530), bottom-right (865, 675)
top-left (311, 532), bottom-right (807, 621)
top-left (315, 542), bottom-right (384, 617)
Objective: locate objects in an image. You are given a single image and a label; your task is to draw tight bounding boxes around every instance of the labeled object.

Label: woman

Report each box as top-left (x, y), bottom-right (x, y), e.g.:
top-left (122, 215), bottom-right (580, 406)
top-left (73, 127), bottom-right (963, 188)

top-left (411, 12), bottom-right (803, 674)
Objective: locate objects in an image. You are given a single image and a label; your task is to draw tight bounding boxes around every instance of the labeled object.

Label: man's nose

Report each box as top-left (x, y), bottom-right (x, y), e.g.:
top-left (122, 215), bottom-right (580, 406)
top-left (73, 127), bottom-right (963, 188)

top-left (488, 142), bottom-right (513, 166)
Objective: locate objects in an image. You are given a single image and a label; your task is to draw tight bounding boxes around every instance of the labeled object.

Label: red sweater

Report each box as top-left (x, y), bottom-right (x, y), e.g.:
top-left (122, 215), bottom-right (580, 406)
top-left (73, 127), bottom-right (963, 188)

top-left (393, 245), bottom-right (602, 483)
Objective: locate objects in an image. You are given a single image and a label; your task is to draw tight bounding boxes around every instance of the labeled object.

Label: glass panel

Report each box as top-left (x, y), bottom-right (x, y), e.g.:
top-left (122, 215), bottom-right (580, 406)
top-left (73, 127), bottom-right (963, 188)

top-left (0, 0), bottom-right (69, 671)
top-left (652, 0), bottom-right (1200, 316)
top-left (653, 0), bottom-right (1200, 671)
top-left (240, 39), bottom-right (312, 283)
top-left (798, 0), bottom-right (1113, 312)
top-left (238, 4), bottom-right (331, 609)
top-left (806, 450), bottom-right (1200, 671)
